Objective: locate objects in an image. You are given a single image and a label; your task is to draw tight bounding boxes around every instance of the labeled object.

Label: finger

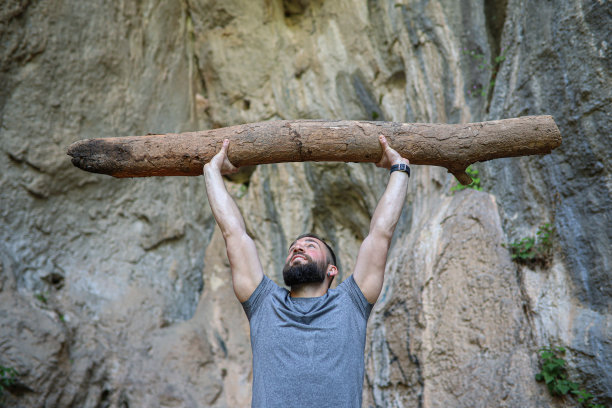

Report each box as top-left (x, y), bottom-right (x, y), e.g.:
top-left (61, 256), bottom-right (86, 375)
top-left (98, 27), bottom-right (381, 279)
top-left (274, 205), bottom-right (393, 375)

top-left (378, 135), bottom-right (389, 168)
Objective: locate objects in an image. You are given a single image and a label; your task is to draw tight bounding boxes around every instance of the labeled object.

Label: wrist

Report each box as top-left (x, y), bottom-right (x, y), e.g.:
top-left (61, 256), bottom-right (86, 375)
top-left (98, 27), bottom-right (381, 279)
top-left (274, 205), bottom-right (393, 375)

top-left (204, 162), bottom-right (221, 175)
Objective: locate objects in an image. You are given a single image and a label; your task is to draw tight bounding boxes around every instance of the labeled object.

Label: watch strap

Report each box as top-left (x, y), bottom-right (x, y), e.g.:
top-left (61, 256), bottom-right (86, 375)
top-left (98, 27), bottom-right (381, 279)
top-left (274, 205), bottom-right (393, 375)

top-left (390, 163), bottom-right (410, 177)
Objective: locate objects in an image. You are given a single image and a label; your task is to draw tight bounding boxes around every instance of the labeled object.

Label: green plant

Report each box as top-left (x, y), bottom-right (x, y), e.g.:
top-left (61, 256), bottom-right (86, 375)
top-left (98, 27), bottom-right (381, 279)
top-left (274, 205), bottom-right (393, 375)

top-left (34, 292), bottom-right (48, 304)
top-left (536, 347), bottom-right (577, 395)
top-left (505, 223), bottom-right (554, 265)
top-left (236, 183), bottom-right (248, 199)
top-left (536, 223), bottom-right (553, 252)
top-left (536, 347), bottom-right (605, 408)
top-left (507, 236), bottom-right (536, 261)
top-left (450, 165), bottom-right (482, 192)
top-left (0, 365), bottom-right (18, 398)
top-left (463, 46), bottom-right (507, 98)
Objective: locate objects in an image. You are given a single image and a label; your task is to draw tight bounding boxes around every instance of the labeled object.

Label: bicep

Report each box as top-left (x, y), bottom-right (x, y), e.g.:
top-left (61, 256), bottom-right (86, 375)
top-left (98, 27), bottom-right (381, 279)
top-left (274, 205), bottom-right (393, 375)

top-left (225, 232), bottom-right (264, 302)
top-left (352, 232), bottom-right (391, 304)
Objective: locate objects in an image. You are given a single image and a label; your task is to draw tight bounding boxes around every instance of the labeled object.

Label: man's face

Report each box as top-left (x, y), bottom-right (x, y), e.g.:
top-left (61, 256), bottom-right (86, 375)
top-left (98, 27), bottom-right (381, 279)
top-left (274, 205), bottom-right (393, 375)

top-left (282, 237), bottom-right (329, 286)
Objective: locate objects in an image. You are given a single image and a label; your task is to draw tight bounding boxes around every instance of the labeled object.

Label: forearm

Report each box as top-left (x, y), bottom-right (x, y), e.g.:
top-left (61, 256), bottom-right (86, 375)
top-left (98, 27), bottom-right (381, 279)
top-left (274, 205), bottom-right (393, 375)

top-left (204, 163), bottom-right (246, 238)
top-left (369, 171), bottom-right (409, 239)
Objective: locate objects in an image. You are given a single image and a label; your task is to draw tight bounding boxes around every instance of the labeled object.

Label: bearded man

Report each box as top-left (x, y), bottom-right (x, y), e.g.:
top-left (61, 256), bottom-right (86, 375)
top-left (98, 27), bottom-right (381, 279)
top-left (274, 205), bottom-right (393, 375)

top-left (204, 135), bottom-right (410, 407)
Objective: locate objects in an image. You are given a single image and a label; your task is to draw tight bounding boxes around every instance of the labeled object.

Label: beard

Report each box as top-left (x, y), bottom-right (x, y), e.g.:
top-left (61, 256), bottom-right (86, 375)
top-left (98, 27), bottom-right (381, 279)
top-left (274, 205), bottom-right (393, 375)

top-left (282, 256), bottom-right (327, 287)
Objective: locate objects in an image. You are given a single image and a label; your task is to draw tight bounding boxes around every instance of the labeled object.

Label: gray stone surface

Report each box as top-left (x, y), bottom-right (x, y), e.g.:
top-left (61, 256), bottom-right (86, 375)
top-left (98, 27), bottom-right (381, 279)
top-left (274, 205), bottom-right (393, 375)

top-left (365, 190), bottom-right (550, 407)
top-left (0, 0), bottom-right (609, 407)
top-left (483, 0), bottom-right (612, 397)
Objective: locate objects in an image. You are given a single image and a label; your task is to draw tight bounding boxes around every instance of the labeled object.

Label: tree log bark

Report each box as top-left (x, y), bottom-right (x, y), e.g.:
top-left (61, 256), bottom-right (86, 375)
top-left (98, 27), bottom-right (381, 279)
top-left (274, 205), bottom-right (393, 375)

top-left (67, 115), bottom-right (561, 185)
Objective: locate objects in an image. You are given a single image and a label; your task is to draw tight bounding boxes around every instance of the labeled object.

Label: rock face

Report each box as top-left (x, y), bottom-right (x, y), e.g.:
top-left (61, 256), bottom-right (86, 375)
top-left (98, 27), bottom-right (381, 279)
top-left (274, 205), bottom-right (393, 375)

top-left (365, 190), bottom-right (547, 407)
top-left (0, 0), bottom-right (609, 407)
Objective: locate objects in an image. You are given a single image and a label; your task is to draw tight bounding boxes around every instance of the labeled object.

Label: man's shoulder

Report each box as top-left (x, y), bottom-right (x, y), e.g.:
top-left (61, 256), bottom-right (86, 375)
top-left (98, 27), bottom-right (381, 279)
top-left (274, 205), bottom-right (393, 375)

top-left (242, 275), bottom-right (287, 318)
top-left (334, 274), bottom-right (357, 292)
top-left (333, 274), bottom-right (374, 318)
top-left (251, 275), bottom-right (287, 298)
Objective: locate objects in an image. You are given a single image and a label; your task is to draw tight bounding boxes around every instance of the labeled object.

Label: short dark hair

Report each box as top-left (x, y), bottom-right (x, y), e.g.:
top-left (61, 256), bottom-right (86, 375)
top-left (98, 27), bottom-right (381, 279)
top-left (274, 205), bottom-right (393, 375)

top-left (290, 233), bottom-right (337, 268)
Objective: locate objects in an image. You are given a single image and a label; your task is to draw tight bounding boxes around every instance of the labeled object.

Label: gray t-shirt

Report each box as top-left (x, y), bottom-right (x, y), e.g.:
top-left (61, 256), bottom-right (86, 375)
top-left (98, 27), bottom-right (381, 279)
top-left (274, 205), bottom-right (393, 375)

top-left (242, 275), bottom-right (374, 408)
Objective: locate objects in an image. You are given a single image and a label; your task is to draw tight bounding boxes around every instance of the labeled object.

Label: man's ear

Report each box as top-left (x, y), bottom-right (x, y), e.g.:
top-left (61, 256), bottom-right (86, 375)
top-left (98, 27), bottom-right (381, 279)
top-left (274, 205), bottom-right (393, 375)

top-left (326, 264), bottom-right (338, 277)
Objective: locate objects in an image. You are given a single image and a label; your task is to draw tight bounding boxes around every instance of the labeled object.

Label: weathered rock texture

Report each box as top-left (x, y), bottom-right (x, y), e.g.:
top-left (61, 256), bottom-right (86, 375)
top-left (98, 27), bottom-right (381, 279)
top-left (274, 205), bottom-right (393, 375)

top-left (365, 191), bottom-right (547, 407)
top-left (0, 0), bottom-right (609, 407)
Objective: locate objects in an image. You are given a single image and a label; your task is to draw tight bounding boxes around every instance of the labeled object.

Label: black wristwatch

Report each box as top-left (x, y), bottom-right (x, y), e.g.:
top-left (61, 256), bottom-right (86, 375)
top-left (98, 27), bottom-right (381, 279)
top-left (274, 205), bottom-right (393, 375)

top-left (390, 163), bottom-right (410, 177)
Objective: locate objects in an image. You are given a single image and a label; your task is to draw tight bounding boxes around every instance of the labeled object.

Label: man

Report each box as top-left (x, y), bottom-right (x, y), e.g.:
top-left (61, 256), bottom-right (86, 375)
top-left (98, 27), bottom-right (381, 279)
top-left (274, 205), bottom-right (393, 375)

top-left (204, 135), bottom-right (410, 407)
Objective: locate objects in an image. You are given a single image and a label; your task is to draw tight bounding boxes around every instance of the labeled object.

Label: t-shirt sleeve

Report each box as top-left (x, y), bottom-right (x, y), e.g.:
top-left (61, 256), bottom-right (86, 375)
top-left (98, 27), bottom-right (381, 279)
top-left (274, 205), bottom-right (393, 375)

top-left (241, 275), bottom-right (276, 320)
top-left (339, 275), bottom-right (375, 320)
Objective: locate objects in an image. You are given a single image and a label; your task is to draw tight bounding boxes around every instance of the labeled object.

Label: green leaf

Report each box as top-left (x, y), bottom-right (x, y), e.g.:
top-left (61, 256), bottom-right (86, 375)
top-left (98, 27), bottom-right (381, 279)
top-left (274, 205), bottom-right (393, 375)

top-left (543, 371), bottom-right (553, 384)
top-left (557, 382), bottom-right (570, 395)
top-left (552, 358), bottom-right (565, 367)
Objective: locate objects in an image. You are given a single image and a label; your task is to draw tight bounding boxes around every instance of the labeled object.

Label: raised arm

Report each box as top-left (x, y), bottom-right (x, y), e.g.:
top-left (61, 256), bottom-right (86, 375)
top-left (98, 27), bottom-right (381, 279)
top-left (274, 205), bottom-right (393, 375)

top-left (204, 139), bottom-right (263, 302)
top-left (353, 135), bottom-right (410, 303)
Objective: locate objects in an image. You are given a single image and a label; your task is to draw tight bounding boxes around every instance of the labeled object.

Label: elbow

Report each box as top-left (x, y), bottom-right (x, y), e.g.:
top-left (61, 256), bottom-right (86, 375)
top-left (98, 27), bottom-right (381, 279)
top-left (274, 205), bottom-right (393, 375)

top-left (220, 222), bottom-right (247, 242)
top-left (221, 224), bottom-right (242, 241)
top-left (369, 217), bottom-right (397, 241)
top-left (369, 224), bottom-right (394, 243)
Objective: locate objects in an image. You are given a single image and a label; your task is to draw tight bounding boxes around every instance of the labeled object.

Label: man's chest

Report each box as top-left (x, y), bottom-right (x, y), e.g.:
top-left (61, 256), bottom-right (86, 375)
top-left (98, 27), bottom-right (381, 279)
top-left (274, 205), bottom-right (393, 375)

top-left (251, 300), bottom-right (365, 364)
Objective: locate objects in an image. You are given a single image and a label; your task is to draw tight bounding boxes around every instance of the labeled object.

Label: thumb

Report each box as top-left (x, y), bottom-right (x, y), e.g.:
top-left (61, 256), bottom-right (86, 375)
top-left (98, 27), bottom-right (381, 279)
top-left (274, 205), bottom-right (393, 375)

top-left (221, 139), bottom-right (230, 154)
top-left (378, 134), bottom-right (388, 150)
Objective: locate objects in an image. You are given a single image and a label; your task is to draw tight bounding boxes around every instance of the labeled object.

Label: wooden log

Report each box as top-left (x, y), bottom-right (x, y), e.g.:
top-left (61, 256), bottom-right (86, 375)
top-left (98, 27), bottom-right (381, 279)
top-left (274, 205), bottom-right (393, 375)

top-left (67, 115), bottom-right (561, 185)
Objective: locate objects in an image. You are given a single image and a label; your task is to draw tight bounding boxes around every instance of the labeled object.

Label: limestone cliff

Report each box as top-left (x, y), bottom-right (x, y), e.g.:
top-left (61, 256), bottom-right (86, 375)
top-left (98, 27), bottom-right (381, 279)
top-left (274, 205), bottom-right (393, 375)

top-left (0, 0), bottom-right (609, 407)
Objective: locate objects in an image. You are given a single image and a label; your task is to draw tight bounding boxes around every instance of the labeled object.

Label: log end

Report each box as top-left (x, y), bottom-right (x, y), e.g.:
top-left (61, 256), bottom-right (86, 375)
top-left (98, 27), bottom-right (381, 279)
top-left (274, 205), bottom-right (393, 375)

top-left (66, 139), bottom-right (130, 177)
top-left (67, 138), bottom-right (207, 178)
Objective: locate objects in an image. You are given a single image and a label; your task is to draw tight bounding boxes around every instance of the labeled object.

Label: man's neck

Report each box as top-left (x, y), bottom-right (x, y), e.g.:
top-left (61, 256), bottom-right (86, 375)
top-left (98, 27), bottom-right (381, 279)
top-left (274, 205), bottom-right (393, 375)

top-left (290, 282), bottom-right (329, 298)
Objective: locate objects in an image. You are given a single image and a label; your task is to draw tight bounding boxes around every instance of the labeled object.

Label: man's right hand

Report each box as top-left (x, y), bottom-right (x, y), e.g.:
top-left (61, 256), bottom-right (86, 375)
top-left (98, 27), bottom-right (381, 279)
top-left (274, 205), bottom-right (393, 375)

top-left (206, 139), bottom-right (239, 175)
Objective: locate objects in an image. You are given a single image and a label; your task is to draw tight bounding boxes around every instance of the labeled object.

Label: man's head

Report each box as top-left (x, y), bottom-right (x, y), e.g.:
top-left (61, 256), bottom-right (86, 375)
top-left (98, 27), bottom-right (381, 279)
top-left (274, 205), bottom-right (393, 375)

top-left (283, 233), bottom-right (338, 287)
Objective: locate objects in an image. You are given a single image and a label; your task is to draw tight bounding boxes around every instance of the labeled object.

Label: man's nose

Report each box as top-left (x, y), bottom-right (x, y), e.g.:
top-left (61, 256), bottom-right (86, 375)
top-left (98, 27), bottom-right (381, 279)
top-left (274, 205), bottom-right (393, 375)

top-left (293, 244), bottom-right (304, 253)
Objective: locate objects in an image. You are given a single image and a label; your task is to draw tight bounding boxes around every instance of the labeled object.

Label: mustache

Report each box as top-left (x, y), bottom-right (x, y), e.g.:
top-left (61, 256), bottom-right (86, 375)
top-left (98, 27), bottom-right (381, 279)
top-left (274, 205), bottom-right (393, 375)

top-left (290, 253), bottom-right (314, 263)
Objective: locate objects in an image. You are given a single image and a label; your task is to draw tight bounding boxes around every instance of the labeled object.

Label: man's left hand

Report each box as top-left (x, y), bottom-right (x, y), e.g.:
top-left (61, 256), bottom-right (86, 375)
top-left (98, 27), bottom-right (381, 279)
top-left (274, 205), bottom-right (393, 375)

top-left (376, 134), bottom-right (410, 170)
top-left (207, 139), bottom-right (239, 176)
